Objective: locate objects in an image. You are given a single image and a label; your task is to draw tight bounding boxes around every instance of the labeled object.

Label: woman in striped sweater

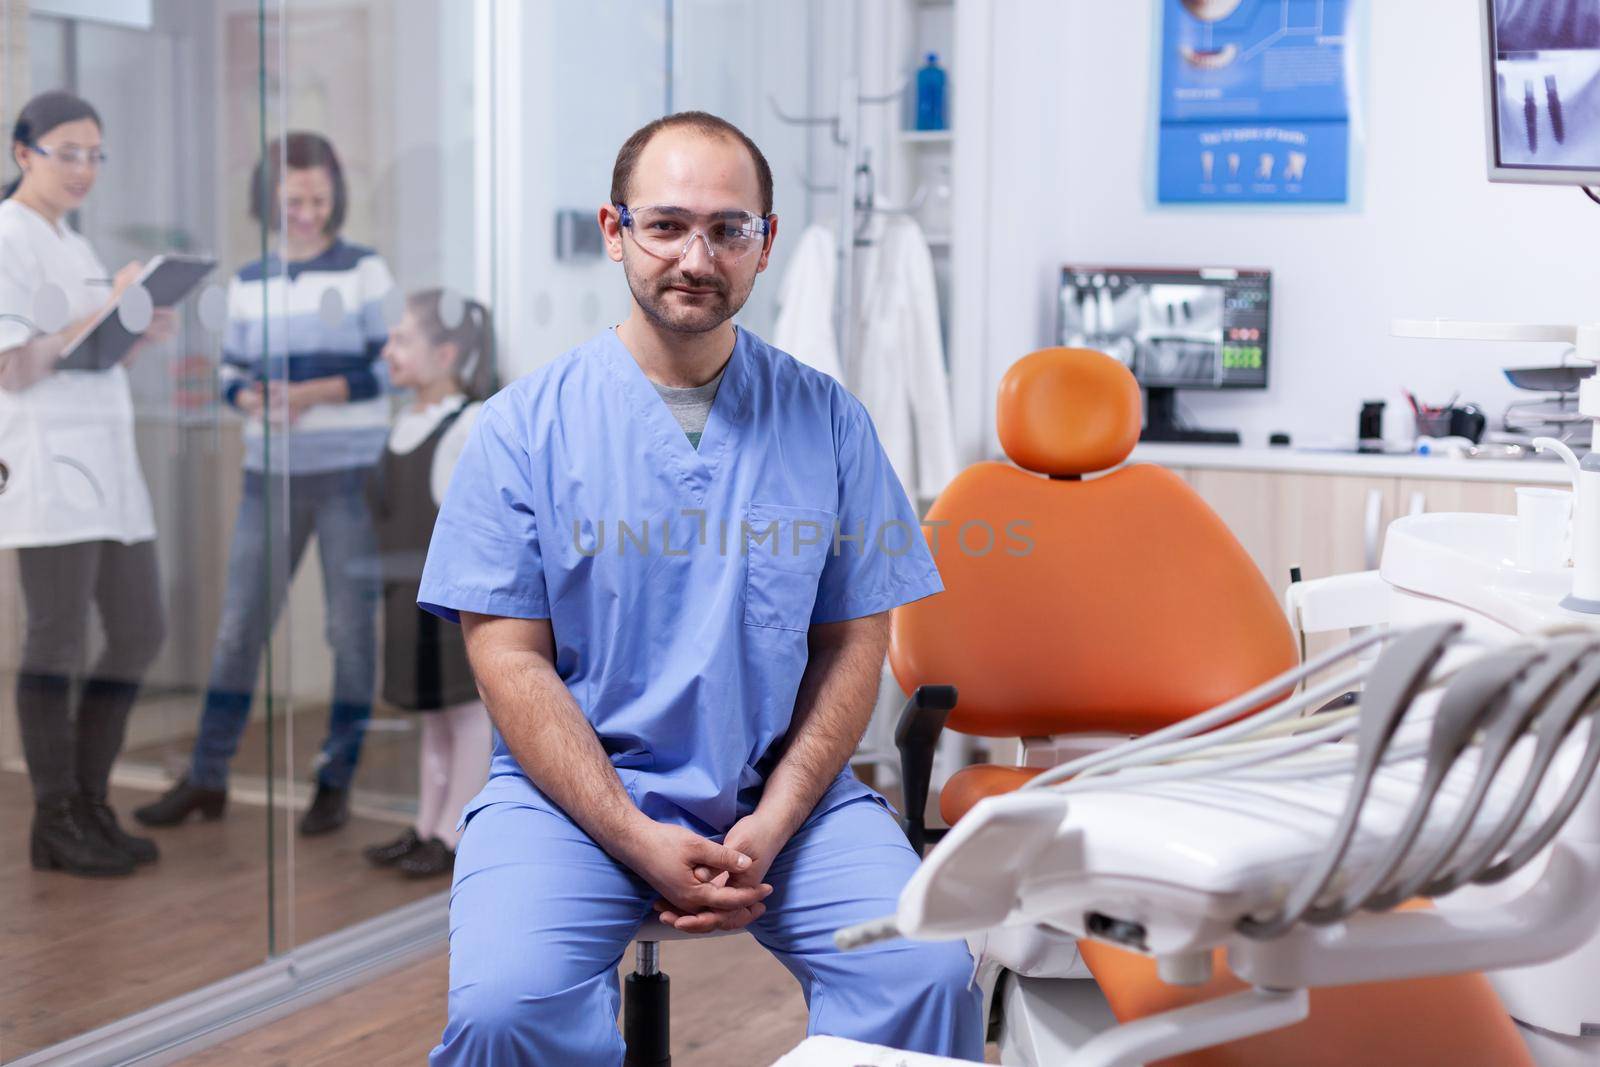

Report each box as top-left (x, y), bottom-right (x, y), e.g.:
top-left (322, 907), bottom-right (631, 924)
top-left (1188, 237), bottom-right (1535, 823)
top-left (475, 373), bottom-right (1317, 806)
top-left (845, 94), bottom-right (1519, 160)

top-left (137, 131), bottom-right (392, 836)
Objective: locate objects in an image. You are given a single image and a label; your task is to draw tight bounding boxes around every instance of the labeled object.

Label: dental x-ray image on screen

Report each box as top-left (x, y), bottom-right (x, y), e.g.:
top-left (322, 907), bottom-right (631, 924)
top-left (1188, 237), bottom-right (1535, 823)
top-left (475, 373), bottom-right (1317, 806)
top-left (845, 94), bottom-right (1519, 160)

top-left (1058, 280), bottom-right (1140, 369)
top-left (1138, 284), bottom-right (1224, 386)
top-left (1059, 275), bottom-right (1224, 388)
top-left (1058, 265), bottom-right (1270, 394)
top-left (1486, 0), bottom-right (1600, 181)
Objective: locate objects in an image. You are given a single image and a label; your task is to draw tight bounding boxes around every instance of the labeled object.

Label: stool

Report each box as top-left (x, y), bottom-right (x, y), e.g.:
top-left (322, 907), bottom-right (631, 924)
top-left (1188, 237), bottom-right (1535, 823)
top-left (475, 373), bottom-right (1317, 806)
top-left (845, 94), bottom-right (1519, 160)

top-left (623, 923), bottom-right (741, 1066)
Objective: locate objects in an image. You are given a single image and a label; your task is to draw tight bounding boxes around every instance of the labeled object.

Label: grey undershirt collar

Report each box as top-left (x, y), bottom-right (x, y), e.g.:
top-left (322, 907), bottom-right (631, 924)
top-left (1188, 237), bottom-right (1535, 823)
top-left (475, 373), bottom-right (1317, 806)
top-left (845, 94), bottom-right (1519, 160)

top-left (651, 366), bottom-right (725, 447)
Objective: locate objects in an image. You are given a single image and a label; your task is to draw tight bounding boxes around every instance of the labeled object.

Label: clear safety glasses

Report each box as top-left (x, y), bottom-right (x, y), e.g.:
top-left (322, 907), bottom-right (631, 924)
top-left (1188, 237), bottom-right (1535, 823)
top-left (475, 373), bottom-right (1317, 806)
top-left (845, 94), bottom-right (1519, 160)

top-left (31, 143), bottom-right (108, 169)
top-left (616, 203), bottom-right (771, 264)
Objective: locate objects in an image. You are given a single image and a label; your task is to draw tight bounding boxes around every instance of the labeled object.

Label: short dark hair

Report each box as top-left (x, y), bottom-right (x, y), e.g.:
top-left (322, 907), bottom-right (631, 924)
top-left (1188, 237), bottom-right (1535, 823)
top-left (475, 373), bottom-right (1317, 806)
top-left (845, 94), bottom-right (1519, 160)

top-left (248, 131), bottom-right (348, 235)
top-left (4, 90), bottom-right (102, 200)
top-left (610, 111), bottom-right (773, 217)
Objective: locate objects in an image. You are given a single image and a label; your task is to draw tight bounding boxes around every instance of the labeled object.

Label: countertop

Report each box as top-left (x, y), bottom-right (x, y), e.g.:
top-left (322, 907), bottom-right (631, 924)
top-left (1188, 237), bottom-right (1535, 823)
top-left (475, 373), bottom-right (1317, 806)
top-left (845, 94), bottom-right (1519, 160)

top-left (1129, 443), bottom-right (1573, 485)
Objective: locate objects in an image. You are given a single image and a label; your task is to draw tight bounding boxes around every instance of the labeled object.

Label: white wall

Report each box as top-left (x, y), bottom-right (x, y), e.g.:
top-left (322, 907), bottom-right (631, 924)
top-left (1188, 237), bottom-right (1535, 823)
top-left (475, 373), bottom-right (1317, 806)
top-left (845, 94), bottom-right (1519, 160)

top-left (672, 0), bottom-right (814, 335)
top-left (490, 0), bottom-right (824, 382)
top-left (964, 0), bottom-right (1600, 453)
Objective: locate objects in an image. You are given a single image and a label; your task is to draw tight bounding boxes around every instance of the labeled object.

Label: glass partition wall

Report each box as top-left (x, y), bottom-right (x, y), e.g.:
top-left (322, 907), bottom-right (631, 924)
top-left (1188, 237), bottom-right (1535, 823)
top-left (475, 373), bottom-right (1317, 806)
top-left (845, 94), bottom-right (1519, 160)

top-left (0, 3), bottom-right (281, 1060)
top-left (254, 0), bottom-right (494, 959)
top-left (0, 1), bottom-right (835, 1059)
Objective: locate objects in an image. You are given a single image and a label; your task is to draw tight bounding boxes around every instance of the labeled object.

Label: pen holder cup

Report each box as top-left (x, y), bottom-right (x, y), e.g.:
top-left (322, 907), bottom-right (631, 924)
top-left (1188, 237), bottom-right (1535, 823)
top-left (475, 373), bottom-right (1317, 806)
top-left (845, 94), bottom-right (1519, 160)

top-left (1413, 412), bottom-right (1453, 439)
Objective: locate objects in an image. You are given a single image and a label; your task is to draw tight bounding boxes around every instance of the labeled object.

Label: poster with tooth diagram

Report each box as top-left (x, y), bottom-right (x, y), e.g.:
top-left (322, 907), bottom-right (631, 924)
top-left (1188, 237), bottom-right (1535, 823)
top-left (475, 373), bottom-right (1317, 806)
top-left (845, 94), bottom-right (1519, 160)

top-left (1156, 0), bottom-right (1355, 204)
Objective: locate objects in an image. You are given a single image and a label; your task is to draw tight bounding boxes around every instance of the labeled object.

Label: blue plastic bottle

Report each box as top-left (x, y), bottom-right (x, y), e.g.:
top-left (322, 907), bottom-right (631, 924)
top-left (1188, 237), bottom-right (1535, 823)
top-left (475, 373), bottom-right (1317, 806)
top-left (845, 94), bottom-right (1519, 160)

top-left (915, 52), bottom-right (947, 131)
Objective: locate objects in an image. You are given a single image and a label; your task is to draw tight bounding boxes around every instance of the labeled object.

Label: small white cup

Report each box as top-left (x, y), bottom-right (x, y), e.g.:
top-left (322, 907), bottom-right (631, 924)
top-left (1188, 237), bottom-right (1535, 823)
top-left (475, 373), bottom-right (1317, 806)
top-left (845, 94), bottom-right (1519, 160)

top-left (1516, 486), bottom-right (1573, 571)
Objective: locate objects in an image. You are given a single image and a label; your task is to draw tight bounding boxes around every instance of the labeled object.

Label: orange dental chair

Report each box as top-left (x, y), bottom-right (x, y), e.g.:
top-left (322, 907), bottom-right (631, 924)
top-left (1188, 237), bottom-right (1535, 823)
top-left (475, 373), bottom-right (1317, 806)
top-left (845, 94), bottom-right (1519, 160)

top-left (888, 346), bottom-right (1536, 1067)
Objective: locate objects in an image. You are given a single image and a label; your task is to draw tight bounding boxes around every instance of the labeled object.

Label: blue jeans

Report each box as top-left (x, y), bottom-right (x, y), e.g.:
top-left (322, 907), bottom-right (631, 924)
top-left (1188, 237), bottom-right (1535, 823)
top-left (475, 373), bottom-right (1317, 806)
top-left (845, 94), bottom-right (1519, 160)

top-left (191, 469), bottom-right (379, 790)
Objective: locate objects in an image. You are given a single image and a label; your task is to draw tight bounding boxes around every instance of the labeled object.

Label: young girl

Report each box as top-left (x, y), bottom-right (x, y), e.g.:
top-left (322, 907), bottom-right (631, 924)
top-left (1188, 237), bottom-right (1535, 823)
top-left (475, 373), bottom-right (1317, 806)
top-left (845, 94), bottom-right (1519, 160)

top-left (363, 289), bottom-right (495, 877)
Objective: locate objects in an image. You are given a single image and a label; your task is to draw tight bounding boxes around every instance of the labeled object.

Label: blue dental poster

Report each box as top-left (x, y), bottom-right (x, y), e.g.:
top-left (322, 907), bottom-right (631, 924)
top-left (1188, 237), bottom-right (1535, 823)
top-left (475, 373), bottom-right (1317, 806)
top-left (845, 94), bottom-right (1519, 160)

top-left (1157, 0), bottom-right (1356, 204)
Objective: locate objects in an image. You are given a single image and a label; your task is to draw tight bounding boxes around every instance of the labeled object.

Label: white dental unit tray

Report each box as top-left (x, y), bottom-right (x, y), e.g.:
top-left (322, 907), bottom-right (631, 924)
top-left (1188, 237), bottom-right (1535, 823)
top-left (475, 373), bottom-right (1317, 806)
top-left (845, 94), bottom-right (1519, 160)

top-left (811, 623), bottom-right (1600, 1067)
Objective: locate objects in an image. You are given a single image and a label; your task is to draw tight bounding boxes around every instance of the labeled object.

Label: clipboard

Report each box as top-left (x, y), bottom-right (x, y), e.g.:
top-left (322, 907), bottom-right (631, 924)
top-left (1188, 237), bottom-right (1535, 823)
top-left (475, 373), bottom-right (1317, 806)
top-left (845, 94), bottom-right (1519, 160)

top-left (58, 253), bottom-right (217, 373)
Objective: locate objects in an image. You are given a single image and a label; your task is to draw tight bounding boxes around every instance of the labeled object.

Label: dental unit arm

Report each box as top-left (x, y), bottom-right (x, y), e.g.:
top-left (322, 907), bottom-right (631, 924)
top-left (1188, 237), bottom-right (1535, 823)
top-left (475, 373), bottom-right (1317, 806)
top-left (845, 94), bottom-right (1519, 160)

top-left (835, 624), bottom-right (1600, 1067)
top-left (1394, 318), bottom-right (1600, 613)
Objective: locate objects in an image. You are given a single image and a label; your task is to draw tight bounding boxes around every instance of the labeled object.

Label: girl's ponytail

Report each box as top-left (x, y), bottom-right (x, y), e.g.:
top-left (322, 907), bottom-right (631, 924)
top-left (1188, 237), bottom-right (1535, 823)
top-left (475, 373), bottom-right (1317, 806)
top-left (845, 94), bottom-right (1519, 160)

top-left (406, 289), bottom-right (498, 402)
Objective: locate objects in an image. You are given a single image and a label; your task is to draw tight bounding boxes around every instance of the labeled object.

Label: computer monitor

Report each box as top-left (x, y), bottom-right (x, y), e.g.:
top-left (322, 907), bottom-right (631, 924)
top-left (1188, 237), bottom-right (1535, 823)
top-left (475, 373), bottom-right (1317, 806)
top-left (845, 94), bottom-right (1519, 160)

top-left (1057, 265), bottom-right (1271, 444)
top-left (1483, 0), bottom-right (1600, 184)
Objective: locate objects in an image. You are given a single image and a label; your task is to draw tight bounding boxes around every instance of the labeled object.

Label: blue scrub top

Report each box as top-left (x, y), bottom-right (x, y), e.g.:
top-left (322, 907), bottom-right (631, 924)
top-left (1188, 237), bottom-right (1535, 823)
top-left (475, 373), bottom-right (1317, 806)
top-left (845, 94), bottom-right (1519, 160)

top-left (418, 326), bottom-right (943, 834)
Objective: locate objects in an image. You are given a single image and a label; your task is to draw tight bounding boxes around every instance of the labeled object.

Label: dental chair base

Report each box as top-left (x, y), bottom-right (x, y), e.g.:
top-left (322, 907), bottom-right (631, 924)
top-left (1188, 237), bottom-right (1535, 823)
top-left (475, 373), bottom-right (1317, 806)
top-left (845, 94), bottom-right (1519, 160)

top-left (997, 973), bottom-right (1117, 1065)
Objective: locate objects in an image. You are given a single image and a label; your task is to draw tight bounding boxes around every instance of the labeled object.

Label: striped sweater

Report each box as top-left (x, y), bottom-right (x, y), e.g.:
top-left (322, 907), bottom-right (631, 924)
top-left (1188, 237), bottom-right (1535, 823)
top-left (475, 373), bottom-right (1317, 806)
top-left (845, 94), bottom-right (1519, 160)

top-left (220, 239), bottom-right (395, 473)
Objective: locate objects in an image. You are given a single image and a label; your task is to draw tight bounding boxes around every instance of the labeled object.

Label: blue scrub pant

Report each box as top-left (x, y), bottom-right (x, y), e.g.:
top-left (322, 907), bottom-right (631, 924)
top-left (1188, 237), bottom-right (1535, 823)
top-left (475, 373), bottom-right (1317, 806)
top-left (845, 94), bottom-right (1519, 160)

top-left (430, 794), bottom-right (985, 1064)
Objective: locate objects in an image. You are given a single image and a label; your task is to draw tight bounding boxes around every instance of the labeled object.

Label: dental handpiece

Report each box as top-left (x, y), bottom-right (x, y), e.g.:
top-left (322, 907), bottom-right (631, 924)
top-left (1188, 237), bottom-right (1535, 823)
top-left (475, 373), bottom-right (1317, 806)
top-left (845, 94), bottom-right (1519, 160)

top-left (1027, 630), bottom-right (1394, 791)
top-left (1324, 646), bottom-right (1539, 921)
top-left (1236, 623), bottom-right (1460, 940)
top-left (1433, 648), bottom-right (1600, 895)
top-left (1476, 704), bottom-right (1600, 886)
top-left (1373, 645), bottom-right (1570, 909)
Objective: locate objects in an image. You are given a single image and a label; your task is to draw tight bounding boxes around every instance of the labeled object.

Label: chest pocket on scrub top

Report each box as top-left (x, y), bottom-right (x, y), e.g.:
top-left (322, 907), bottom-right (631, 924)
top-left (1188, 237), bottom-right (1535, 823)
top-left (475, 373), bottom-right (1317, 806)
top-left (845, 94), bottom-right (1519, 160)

top-left (742, 502), bottom-right (836, 632)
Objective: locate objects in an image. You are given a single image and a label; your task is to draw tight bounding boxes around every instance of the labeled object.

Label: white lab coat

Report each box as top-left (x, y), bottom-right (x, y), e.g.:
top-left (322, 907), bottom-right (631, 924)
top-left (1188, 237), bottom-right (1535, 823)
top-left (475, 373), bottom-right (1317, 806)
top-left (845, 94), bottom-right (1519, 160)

top-left (771, 223), bottom-right (846, 383)
top-left (0, 198), bottom-right (156, 548)
top-left (852, 215), bottom-right (958, 501)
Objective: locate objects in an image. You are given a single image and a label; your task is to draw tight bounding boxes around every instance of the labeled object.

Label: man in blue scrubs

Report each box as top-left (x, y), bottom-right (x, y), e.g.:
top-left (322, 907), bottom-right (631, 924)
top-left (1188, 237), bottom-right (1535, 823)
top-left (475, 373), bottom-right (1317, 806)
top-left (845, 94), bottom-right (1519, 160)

top-left (419, 111), bottom-right (983, 1064)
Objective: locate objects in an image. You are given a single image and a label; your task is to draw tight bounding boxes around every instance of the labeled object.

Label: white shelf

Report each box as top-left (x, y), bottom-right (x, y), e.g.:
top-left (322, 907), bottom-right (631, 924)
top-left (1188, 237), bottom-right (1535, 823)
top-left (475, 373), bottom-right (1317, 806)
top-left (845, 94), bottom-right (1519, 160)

top-left (899, 128), bottom-right (953, 144)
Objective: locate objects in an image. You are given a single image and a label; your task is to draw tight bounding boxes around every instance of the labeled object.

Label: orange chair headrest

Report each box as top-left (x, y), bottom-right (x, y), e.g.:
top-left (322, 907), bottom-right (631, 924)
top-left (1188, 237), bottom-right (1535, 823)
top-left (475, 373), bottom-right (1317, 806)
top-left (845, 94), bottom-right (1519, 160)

top-left (997, 347), bottom-right (1141, 477)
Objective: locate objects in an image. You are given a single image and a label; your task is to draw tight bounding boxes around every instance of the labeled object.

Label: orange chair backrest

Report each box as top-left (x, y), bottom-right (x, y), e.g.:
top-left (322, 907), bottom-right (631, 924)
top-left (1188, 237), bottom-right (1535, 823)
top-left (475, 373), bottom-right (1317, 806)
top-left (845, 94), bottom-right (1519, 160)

top-left (889, 347), bottom-right (1297, 738)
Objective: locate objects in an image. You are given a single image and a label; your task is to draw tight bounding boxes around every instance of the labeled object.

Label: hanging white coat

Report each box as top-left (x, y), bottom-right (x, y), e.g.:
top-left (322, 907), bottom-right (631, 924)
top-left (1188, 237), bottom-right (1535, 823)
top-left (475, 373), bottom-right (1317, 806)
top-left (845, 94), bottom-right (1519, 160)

top-left (852, 215), bottom-right (958, 502)
top-left (771, 222), bottom-right (846, 384)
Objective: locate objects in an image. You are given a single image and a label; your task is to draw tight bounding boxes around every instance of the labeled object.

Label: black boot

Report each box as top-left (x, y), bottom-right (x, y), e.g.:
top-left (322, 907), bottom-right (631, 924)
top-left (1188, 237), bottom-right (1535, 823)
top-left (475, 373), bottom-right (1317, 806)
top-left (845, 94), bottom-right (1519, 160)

top-left (398, 837), bottom-right (455, 879)
top-left (133, 777), bottom-right (227, 827)
top-left (299, 783), bottom-right (350, 836)
top-left (31, 796), bottom-right (135, 877)
top-left (364, 826), bottom-right (422, 867)
top-left (82, 796), bottom-right (160, 864)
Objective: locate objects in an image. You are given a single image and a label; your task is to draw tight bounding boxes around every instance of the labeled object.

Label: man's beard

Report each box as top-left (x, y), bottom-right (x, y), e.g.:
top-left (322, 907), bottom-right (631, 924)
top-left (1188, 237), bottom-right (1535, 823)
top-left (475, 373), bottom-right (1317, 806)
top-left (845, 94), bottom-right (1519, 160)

top-left (623, 255), bottom-right (754, 335)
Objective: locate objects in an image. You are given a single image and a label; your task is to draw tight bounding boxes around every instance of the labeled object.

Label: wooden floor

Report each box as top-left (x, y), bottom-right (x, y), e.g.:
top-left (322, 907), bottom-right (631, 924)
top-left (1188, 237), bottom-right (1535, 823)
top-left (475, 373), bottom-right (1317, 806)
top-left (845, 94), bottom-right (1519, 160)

top-left (177, 936), bottom-right (817, 1067)
top-left (0, 770), bottom-right (440, 1062)
top-left (6, 700), bottom-right (973, 1064)
top-left (177, 938), bottom-right (1004, 1066)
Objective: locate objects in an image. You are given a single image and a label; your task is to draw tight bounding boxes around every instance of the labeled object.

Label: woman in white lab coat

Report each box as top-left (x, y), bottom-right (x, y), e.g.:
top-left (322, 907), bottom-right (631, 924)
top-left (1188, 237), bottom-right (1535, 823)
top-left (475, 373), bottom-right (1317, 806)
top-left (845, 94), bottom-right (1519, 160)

top-left (0, 91), bottom-right (176, 878)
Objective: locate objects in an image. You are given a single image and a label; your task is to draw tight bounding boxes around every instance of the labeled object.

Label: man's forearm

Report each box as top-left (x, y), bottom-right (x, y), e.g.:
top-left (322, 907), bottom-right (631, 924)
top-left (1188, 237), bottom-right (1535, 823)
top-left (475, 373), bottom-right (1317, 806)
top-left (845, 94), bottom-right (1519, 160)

top-left (468, 641), bottom-right (648, 861)
top-left (756, 615), bottom-right (891, 839)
